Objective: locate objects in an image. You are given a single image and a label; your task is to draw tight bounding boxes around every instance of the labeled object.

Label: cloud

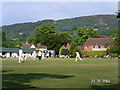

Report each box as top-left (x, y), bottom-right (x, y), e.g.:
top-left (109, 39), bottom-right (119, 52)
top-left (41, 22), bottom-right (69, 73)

top-left (2, 2), bottom-right (118, 25)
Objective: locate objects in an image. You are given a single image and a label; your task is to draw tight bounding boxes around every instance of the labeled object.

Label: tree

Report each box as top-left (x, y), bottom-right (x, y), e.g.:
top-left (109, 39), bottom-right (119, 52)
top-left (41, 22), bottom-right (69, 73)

top-left (72, 46), bottom-right (81, 57)
top-left (77, 27), bottom-right (96, 38)
top-left (0, 31), bottom-right (6, 47)
top-left (69, 42), bottom-right (77, 56)
top-left (34, 24), bottom-right (57, 34)
top-left (32, 24), bottom-right (71, 54)
top-left (74, 27), bottom-right (98, 46)
top-left (107, 29), bottom-right (120, 56)
top-left (38, 33), bottom-right (71, 55)
top-left (33, 24), bottom-right (57, 44)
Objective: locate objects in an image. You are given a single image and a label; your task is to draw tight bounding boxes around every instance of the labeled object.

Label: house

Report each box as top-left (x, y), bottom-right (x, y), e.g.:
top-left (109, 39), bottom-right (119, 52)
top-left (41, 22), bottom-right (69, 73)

top-left (36, 43), bottom-right (47, 51)
top-left (83, 38), bottom-right (114, 51)
top-left (22, 41), bottom-right (36, 48)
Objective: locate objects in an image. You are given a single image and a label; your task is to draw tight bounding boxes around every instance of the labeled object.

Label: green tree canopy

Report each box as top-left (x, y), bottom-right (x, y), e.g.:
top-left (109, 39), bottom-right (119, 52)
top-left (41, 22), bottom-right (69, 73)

top-left (0, 31), bottom-right (6, 47)
top-left (33, 24), bottom-right (57, 44)
top-left (32, 33), bottom-right (71, 55)
top-left (34, 24), bottom-right (57, 35)
top-left (32, 24), bottom-right (71, 54)
top-left (107, 29), bottom-right (120, 56)
top-left (74, 27), bottom-right (99, 46)
top-left (72, 46), bottom-right (81, 57)
top-left (77, 27), bottom-right (96, 39)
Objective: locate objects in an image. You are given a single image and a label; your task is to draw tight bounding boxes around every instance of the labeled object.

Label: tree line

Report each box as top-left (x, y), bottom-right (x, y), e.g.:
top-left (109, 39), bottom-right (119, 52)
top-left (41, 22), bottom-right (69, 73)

top-left (2, 15), bottom-right (117, 42)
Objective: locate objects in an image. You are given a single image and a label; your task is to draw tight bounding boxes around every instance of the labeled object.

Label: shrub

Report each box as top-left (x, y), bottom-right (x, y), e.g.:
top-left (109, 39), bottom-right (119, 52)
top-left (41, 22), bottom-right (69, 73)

top-left (107, 45), bottom-right (118, 57)
top-left (72, 46), bottom-right (81, 57)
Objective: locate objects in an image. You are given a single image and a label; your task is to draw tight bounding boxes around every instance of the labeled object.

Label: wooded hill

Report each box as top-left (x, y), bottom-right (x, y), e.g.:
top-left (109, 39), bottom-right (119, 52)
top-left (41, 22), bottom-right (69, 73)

top-left (2, 14), bottom-right (117, 42)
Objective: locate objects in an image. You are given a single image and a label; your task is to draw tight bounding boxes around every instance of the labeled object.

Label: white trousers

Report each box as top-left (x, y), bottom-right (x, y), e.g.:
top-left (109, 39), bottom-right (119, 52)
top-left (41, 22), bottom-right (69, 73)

top-left (19, 55), bottom-right (23, 63)
top-left (75, 56), bottom-right (82, 61)
top-left (33, 55), bottom-right (36, 60)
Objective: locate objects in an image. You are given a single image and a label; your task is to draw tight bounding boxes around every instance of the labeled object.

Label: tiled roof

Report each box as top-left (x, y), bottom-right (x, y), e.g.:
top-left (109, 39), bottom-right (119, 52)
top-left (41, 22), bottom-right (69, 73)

top-left (22, 44), bottom-right (33, 48)
top-left (84, 38), bottom-right (114, 46)
top-left (37, 43), bottom-right (47, 49)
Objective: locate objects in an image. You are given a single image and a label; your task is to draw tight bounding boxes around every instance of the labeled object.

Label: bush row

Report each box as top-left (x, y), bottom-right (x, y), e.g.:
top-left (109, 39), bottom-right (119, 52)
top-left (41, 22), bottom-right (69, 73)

top-left (81, 51), bottom-right (107, 56)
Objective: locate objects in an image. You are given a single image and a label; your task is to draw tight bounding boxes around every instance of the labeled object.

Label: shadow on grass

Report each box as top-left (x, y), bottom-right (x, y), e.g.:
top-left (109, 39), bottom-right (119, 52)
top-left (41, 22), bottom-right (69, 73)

top-left (1, 70), bottom-right (14, 73)
top-left (2, 73), bottom-right (75, 89)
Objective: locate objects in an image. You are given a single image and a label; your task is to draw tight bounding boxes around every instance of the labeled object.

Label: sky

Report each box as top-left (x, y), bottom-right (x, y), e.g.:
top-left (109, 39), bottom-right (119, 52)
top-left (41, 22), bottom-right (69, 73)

top-left (1, 1), bottom-right (118, 26)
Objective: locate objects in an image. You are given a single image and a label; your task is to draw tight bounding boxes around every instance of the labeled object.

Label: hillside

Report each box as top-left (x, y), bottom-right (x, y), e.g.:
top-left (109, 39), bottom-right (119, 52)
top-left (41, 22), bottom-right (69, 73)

top-left (2, 14), bottom-right (117, 41)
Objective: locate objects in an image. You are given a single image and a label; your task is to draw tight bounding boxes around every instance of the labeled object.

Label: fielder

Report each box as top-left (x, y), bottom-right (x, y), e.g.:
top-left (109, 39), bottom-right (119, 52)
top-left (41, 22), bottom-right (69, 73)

top-left (32, 51), bottom-right (37, 60)
top-left (24, 53), bottom-right (28, 60)
top-left (38, 51), bottom-right (42, 60)
top-left (75, 52), bottom-right (82, 61)
top-left (19, 49), bottom-right (24, 63)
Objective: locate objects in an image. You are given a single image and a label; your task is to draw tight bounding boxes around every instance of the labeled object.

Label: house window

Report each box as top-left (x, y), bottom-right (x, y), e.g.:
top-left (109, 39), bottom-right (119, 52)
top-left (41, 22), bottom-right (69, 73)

top-left (93, 46), bottom-right (95, 48)
top-left (98, 46), bottom-right (100, 48)
top-left (86, 46), bottom-right (89, 49)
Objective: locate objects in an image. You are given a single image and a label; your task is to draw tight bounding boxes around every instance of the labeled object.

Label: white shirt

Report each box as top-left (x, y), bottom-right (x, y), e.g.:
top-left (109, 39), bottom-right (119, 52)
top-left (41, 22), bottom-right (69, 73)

top-left (19, 49), bottom-right (23, 55)
top-left (46, 53), bottom-right (49, 56)
top-left (38, 51), bottom-right (42, 56)
top-left (33, 51), bottom-right (36, 55)
top-left (76, 52), bottom-right (80, 57)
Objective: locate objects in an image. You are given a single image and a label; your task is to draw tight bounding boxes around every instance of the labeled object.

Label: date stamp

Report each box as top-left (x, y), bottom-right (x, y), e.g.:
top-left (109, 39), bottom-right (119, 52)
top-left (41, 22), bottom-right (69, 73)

top-left (91, 79), bottom-right (111, 83)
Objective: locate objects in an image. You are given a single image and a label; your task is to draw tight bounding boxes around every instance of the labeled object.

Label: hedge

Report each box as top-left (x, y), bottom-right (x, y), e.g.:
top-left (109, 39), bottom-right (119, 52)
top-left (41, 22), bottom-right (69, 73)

top-left (81, 51), bottom-right (107, 56)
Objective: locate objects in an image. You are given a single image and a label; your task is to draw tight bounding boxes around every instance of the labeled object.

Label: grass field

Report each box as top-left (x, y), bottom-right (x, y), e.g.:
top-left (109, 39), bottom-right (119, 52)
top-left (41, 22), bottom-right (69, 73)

top-left (1, 58), bottom-right (119, 89)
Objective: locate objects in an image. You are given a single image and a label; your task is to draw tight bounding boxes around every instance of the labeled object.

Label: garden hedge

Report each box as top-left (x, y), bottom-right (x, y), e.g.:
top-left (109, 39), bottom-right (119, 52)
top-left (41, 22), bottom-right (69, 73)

top-left (81, 51), bottom-right (107, 56)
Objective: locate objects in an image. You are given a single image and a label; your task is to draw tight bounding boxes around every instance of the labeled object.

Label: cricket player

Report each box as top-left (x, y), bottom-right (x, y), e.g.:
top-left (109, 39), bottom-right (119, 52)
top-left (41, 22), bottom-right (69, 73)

top-left (24, 53), bottom-right (28, 60)
top-left (41, 51), bottom-right (45, 59)
top-left (19, 49), bottom-right (24, 63)
top-left (75, 52), bottom-right (82, 61)
top-left (46, 51), bottom-right (49, 58)
top-left (38, 51), bottom-right (42, 60)
top-left (32, 51), bottom-right (37, 60)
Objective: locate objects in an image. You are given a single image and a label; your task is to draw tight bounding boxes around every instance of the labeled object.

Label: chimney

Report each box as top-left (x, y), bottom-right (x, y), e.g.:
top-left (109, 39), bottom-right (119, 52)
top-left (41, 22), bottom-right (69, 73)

top-left (26, 40), bottom-right (28, 44)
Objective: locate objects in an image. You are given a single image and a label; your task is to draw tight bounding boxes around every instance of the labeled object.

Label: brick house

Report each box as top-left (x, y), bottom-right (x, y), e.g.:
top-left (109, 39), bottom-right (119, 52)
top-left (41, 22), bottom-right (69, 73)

top-left (83, 38), bottom-right (114, 51)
